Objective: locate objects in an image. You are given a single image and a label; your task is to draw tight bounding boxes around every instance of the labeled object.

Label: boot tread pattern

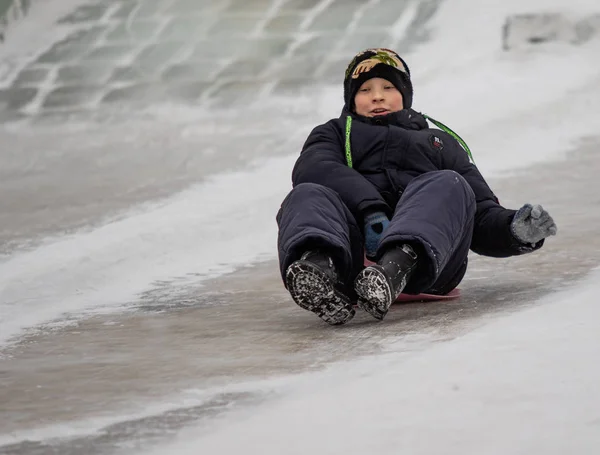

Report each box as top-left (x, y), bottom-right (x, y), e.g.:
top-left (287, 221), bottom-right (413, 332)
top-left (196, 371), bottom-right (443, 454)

top-left (354, 266), bottom-right (393, 320)
top-left (286, 261), bottom-right (355, 325)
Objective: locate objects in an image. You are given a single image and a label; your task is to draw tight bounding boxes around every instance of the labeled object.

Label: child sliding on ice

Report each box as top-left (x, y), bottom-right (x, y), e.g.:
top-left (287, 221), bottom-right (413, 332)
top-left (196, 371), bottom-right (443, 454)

top-left (276, 48), bottom-right (557, 325)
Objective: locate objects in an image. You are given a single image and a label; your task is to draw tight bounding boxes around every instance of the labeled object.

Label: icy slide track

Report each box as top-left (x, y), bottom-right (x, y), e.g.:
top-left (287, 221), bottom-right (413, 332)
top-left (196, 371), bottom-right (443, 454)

top-left (1, 0), bottom-right (600, 453)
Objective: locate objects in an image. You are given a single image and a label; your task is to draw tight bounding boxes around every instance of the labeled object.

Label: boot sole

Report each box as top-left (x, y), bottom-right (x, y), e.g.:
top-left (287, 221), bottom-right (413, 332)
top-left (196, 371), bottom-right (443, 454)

top-left (354, 266), bottom-right (394, 320)
top-left (285, 260), bottom-right (355, 326)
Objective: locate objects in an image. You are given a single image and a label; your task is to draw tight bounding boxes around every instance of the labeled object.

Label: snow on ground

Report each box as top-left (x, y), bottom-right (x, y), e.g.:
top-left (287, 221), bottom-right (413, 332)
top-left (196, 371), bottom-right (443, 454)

top-left (131, 0), bottom-right (599, 452)
top-left (0, 155), bottom-right (293, 345)
top-left (143, 267), bottom-right (600, 455)
top-left (0, 0), bottom-right (599, 451)
top-left (1, 0), bottom-right (599, 345)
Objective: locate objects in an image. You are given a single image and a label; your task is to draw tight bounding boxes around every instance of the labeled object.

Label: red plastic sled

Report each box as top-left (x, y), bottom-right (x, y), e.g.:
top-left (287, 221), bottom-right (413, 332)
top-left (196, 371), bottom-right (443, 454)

top-left (364, 256), bottom-right (460, 303)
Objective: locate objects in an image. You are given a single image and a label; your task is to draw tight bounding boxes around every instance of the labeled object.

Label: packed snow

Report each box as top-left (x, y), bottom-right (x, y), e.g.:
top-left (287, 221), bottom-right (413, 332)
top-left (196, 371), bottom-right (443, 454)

top-left (145, 267), bottom-right (600, 455)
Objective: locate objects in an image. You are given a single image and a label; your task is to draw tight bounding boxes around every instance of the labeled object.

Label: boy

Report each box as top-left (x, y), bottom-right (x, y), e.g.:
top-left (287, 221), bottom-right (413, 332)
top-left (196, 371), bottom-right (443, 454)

top-left (276, 48), bottom-right (557, 325)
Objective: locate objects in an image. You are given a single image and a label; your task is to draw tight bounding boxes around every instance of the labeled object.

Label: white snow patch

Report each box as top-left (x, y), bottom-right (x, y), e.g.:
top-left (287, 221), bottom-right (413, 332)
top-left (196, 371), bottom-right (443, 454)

top-left (0, 155), bottom-right (294, 346)
top-left (0, 0), bottom-right (97, 87)
top-left (389, 0), bottom-right (420, 43)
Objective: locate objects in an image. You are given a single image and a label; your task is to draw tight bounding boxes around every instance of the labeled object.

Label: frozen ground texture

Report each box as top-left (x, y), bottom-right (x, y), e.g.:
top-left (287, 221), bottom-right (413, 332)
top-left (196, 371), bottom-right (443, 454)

top-left (0, 0), bottom-right (439, 118)
top-left (146, 268), bottom-right (600, 455)
top-left (0, 0), bottom-right (450, 344)
top-left (1, 0), bottom-right (599, 344)
top-left (0, 0), bottom-right (600, 453)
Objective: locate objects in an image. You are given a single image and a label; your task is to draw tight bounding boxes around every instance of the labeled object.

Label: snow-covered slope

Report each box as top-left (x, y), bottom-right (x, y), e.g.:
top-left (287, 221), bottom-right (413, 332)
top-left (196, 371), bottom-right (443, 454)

top-left (1, 0), bottom-right (599, 345)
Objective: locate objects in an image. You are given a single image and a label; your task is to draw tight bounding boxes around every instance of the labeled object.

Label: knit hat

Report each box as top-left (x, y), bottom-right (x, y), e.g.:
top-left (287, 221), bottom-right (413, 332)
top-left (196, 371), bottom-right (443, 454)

top-left (343, 48), bottom-right (413, 111)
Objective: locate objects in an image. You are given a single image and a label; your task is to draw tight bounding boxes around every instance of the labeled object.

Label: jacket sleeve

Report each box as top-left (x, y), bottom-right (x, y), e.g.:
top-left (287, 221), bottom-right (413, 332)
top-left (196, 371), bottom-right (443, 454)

top-left (440, 131), bottom-right (543, 257)
top-left (292, 121), bottom-right (391, 223)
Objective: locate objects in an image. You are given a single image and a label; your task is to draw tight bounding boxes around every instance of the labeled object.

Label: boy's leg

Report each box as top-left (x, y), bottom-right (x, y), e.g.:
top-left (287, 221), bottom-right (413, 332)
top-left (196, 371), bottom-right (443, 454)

top-left (277, 183), bottom-right (363, 325)
top-left (355, 170), bottom-right (476, 319)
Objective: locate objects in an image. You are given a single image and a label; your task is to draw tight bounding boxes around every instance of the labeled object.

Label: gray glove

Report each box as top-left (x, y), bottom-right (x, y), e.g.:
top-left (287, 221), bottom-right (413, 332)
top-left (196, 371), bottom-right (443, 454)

top-left (511, 204), bottom-right (557, 244)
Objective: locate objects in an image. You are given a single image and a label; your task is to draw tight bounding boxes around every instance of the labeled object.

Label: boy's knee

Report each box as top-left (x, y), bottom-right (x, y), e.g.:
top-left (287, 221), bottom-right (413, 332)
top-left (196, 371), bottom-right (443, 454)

top-left (406, 170), bottom-right (475, 209)
top-left (430, 170), bottom-right (474, 202)
top-left (429, 169), bottom-right (465, 185)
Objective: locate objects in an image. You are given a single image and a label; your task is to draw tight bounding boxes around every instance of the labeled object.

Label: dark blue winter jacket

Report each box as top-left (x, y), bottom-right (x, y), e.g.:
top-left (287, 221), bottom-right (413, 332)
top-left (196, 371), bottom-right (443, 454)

top-left (291, 108), bottom-right (542, 258)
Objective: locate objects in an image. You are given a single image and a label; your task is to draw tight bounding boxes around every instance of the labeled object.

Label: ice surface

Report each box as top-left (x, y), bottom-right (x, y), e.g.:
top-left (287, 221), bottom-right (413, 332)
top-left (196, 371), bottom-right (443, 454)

top-left (3, 0), bottom-right (599, 345)
top-left (0, 0), bottom-right (96, 86)
top-left (1, 0), bottom-right (600, 450)
top-left (0, 156), bottom-right (294, 345)
top-left (142, 268), bottom-right (600, 455)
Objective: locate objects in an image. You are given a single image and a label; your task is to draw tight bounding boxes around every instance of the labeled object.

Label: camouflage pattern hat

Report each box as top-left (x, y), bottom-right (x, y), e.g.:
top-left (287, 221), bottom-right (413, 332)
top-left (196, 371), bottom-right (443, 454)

top-left (343, 48), bottom-right (413, 111)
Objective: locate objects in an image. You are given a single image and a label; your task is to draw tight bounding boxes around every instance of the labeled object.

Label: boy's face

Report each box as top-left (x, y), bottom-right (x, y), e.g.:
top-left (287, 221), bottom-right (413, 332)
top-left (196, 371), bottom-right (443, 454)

top-left (354, 77), bottom-right (404, 117)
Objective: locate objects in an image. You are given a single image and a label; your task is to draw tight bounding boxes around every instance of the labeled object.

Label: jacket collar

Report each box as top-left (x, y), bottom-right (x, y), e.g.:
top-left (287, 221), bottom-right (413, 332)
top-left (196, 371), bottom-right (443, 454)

top-left (341, 107), bottom-right (428, 130)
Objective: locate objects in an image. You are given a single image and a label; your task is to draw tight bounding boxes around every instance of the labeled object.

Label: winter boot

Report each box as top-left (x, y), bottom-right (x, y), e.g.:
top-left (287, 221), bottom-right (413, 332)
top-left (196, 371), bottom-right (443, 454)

top-left (285, 250), bottom-right (355, 325)
top-left (354, 244), bottom-right (418, 320)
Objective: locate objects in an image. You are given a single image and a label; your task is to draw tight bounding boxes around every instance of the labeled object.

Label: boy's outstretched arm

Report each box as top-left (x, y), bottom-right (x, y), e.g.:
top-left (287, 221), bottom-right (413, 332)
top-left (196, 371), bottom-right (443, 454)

top-left (440, 132), bottom-right (556, 257)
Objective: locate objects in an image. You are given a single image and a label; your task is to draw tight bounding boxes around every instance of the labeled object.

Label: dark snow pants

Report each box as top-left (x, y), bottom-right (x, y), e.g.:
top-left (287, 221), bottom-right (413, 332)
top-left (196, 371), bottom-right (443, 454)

top-left (276, 170), bottom-right (477, 295)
